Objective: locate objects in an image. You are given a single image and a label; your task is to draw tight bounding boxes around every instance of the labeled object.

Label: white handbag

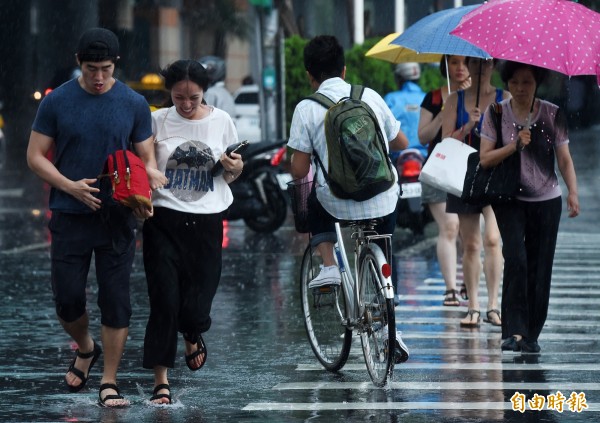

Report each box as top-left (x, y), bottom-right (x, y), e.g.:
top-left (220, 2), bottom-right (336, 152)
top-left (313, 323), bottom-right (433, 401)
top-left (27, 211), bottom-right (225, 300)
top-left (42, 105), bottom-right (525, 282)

top-left (419, 137), bottom-right (476, 197)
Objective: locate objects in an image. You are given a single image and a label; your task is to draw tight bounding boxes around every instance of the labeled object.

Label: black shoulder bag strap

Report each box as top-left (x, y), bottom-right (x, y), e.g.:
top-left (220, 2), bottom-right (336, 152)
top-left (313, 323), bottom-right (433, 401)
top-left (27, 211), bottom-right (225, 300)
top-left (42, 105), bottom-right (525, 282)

top-left (490, 102), bottom-right (503, 149)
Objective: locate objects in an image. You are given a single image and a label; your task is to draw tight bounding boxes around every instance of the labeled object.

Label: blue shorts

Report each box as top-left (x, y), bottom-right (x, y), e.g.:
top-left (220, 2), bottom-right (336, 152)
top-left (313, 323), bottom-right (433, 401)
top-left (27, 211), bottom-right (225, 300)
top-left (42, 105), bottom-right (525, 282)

top-left (48, 211), bottom-right (135, 328)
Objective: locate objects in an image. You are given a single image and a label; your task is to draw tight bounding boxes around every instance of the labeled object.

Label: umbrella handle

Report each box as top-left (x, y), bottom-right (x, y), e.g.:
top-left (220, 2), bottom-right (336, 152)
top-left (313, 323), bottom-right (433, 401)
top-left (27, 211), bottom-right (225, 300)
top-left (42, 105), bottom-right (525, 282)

top-left (475, 60), bottom-right (482, 108)
top-left (445, 56), bottom-right (451, 95)
top-left (526, 91), bottom-right (537, 129)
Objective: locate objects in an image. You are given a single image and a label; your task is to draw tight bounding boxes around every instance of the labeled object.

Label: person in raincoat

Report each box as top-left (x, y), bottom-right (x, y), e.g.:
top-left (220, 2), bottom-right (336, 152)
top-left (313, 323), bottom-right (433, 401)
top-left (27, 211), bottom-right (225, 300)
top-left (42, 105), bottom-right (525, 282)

top-left (384, 62), bottom-right (427, 161)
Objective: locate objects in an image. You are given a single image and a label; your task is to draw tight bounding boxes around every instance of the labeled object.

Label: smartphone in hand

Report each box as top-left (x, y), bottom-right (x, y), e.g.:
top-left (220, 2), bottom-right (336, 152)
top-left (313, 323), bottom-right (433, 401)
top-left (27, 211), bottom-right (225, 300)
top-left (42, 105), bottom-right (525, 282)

top-left (211, 141), bottom-right (249, 177)
top-left (225, 140), bottom-right (249, 158)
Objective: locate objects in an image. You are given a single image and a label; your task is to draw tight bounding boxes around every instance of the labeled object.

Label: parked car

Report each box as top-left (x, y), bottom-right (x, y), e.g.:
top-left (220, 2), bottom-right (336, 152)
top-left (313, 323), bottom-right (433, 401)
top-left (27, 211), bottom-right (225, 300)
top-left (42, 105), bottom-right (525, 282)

top-left (233, 84), bottom-right (261, 142)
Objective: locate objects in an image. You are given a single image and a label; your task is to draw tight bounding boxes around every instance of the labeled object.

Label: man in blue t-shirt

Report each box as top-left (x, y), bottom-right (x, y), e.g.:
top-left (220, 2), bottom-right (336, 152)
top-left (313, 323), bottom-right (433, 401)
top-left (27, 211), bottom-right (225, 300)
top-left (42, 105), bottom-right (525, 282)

top-left (384, 63), bottom-right (427, 161)
top-left (27, 28), bottom-right (166, 408)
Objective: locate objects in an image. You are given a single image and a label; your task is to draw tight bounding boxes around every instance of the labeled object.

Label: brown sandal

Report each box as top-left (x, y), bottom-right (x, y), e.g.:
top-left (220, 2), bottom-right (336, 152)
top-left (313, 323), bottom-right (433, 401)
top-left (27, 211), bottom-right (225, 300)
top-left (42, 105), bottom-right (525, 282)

top-left (443, 289), bottom-right (460, 306)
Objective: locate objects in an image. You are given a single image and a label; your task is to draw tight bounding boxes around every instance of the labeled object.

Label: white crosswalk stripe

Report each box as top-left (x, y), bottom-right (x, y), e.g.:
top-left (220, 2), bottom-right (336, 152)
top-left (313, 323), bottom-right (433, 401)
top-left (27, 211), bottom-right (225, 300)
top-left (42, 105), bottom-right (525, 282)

top-left (244, 231), bottom-right (600, 418)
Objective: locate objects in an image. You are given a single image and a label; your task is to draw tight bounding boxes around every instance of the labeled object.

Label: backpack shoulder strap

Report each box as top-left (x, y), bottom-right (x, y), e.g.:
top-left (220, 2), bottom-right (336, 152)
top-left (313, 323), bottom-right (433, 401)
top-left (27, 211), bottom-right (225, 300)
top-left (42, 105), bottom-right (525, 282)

top-left (306, 92), bottom-right (335, 109)
top-left (350, 85), bottom-right (365, 100)
top-left (305, 92), bottom-right (334, 178)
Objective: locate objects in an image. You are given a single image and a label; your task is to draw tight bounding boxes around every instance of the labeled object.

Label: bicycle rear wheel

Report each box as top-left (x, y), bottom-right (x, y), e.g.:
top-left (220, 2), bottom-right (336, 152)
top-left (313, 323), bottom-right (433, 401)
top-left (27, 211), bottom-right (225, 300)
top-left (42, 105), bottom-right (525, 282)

top-left (359, 244), bottom-right (396, 387)
top-left (300, 244), bottom-right (352, 372)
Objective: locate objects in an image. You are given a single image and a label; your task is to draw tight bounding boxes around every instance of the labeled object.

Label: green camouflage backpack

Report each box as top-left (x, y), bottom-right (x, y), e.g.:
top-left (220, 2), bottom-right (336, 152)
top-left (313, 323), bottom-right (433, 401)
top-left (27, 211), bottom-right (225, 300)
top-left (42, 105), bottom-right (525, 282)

top-left (308, 85), bottom-right (395, 201)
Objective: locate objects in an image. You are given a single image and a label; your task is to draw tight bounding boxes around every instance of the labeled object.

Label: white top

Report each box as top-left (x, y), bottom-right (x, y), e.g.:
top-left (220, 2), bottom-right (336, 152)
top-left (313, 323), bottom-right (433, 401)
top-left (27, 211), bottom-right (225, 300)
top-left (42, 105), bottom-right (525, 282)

top-left (151, 106), bottom-right (239, 214)
top-left (288, 77), bottom-right (401, 220)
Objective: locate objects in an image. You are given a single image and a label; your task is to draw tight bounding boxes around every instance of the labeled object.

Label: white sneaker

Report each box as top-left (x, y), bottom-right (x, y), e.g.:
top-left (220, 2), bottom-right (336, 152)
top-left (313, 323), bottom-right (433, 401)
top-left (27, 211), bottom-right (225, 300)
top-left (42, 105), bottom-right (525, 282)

top-left (394, 332), bottom-right (410, 364)
top-left (308, 265), bottom-right (341, 289)
top-left (382, 327), bottom-right (410, 364)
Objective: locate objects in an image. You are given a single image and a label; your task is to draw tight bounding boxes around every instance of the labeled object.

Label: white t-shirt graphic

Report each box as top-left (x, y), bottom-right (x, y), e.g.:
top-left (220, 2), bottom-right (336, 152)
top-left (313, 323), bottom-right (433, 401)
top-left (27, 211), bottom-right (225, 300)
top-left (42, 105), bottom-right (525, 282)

top-left (151, 106), bottom-right (239, 214)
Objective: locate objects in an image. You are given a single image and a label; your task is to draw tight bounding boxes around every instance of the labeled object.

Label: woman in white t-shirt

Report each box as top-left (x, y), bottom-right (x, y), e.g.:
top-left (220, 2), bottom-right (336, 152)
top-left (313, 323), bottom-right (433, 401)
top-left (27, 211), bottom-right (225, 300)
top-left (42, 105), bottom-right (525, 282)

top-left (141, 59), bottom-right (242, 404)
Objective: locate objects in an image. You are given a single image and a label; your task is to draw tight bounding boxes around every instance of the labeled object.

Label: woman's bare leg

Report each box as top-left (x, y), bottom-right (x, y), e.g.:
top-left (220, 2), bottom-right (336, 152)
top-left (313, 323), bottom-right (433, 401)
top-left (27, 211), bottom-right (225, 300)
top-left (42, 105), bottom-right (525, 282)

top-left (482, 205), bottom-right (502, 325)
top-left (458, 213), bottom-right (483, 325)
top-left (428, 202), bottom-right (460, 303)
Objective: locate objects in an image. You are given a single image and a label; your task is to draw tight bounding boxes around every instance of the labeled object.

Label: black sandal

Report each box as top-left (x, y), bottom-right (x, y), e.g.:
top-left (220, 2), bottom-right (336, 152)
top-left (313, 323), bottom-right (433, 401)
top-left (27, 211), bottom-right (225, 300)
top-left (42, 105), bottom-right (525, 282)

top-left (459, 283), bottom-right (469, 300)
top-left (149, 383), bottom-right (172, 404)
top-left (98, 383), bottom-right (129, 408)
top-left (443, 289), bottom-right (460, 306)
top-left (460, 309), bottom-right (480, 327)
top-left (484, 309), bottom-right (502, 326)
top-left (185, 334), bottom-right (207, 371)
top-left (65, 340), bottom-right (102, 393)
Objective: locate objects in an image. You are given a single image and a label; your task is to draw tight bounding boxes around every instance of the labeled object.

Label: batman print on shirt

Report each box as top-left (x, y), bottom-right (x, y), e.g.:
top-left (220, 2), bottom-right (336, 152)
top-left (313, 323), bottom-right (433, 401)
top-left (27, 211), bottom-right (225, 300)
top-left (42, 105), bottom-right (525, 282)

top-left (164, 138), bottom-right (216, 202)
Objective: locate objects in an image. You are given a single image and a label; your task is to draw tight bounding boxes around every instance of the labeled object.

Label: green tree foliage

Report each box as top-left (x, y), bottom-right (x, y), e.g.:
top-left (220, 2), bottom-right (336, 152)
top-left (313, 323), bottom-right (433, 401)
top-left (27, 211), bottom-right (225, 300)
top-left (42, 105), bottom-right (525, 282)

top-left (344, 38), bottom-right (396, 97)
top-left (283, 36), bottom-right (509, 133)
top-left (284, 35), bottom-right (312, 133)
top-left (284, 36), bottom-right (397, 133)
top-left (419, 64), bottom-right (445, 94)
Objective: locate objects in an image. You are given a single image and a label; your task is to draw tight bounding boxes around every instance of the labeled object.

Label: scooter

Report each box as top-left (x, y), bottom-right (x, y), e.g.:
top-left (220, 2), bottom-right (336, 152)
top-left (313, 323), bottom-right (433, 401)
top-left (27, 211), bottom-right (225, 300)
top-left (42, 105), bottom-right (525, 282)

top-left (395, 148), bottom-right (432, 235)
top-left (226, 139), bottom-right (290, 233)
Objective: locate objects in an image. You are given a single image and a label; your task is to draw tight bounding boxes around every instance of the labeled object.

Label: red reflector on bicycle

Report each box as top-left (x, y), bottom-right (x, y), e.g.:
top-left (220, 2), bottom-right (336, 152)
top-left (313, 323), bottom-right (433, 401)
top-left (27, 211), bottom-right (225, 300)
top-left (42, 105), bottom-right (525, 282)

top-left (381, 263), bottom-right (392, 278)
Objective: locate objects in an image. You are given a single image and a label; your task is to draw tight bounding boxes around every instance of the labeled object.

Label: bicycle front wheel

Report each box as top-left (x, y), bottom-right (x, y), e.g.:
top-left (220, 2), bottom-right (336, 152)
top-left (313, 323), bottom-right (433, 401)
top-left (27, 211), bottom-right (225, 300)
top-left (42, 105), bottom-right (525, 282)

top-left (300, 244), bottom-right (352, 372)
top-left (359, 244), bottom-right (396, 387)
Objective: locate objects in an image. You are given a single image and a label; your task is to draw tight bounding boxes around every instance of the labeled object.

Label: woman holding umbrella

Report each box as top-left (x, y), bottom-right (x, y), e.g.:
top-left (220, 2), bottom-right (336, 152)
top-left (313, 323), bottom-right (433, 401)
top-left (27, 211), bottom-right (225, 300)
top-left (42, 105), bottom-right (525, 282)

top-left (441, 57), bottom-right (510, 328)
top-left (418, 55), bottom-right (470, 307)
top-left (479, 61), bottom-right (579, 353)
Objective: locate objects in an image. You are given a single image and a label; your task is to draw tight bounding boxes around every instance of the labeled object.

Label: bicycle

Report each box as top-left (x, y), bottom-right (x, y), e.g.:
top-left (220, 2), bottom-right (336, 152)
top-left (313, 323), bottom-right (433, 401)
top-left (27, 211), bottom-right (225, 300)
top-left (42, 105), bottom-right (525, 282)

top-left (299, 219), bottom-right (398, 387)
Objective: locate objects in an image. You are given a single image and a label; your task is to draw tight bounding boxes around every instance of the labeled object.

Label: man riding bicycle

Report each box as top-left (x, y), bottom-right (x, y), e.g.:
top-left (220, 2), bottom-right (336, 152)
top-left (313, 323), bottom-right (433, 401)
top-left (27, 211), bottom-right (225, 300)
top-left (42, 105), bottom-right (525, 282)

top-left (287, 35), bottom-right (410, 364)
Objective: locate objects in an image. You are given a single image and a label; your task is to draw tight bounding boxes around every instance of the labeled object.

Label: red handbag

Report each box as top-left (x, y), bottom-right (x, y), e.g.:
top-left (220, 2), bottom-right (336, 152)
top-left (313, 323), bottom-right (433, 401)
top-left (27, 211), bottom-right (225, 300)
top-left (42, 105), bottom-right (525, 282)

top-left (101, 150), bottom-right (152, 210)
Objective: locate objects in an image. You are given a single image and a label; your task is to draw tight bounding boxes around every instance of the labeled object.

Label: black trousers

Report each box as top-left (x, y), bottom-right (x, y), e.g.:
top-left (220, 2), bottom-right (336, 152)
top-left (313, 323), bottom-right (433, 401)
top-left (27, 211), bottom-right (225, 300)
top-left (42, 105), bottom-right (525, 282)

top-left (142, 207), bottom-right (223, 369)
top-left (493, 197), bottom-right (562, 342)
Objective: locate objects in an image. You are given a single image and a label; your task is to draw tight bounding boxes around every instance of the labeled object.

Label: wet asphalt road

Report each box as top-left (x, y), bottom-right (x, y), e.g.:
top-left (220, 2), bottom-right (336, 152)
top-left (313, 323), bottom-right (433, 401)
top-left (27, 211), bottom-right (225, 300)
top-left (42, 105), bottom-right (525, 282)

top-left (1, 126), bottom-right (600, 422)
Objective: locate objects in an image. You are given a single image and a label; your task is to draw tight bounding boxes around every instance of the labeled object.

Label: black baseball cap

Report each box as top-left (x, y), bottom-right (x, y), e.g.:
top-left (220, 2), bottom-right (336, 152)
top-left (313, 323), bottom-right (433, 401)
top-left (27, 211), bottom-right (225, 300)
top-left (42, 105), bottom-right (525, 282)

top-left (76, 28), bottom-right (120, 62)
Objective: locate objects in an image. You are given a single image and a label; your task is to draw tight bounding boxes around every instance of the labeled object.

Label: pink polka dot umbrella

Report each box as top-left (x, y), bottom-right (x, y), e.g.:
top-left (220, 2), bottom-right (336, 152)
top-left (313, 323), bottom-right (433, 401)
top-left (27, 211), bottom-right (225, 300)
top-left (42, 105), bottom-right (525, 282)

top-left (450, 0), bottom-right (600, 84)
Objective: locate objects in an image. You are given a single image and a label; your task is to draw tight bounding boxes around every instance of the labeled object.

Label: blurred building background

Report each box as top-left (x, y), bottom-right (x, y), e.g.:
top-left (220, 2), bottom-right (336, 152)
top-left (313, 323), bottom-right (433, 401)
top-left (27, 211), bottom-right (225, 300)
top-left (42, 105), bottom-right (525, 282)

top-left (0, 0), bottom-right (598, 167)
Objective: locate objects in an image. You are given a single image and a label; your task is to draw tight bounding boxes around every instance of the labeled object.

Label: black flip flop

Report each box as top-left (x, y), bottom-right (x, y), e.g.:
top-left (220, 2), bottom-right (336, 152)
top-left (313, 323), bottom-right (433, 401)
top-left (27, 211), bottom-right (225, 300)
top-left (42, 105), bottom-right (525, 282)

top-left (65, 340), bottom-right (102, 393)
top-left (459, 309), bottom-right (480, 328)
top-left (185, 334), bottom-right (207, 371)
top-left (484, 309), bottom-right (502, 326)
